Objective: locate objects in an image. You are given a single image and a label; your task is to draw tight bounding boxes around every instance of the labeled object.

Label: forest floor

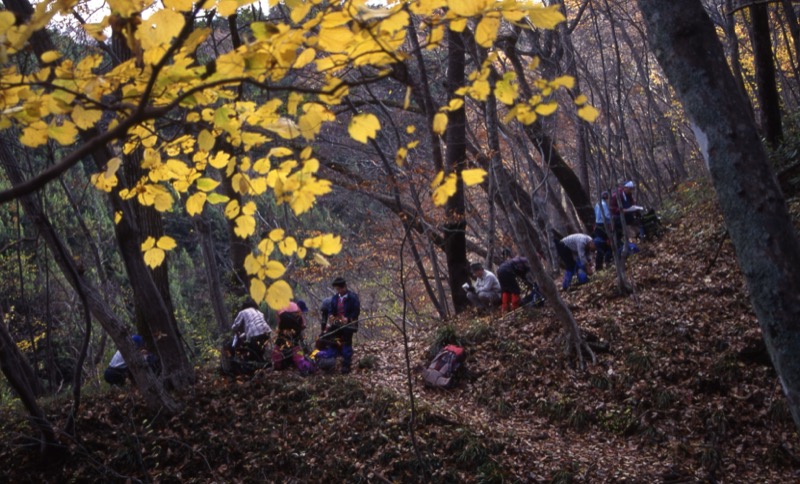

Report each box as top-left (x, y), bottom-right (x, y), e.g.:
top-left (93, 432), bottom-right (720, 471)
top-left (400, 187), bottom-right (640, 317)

top-left (1, 180), bottom-right (800, 482)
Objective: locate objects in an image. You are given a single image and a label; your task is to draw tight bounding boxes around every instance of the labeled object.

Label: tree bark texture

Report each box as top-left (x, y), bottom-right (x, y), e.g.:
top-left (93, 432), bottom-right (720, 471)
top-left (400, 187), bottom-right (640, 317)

top-left (638, 0), bottom-right (800, 433)
top-left (444, 29), bottom-right (470, 313)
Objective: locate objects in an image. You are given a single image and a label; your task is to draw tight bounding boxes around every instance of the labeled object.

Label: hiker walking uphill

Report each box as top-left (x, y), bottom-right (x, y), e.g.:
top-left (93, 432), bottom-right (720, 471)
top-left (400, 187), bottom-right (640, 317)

top-left (496, 256), bottom-right (533, 312)
top-left (231, 300), bottom-right (272, 362)
top-left (556, 233), bottom-right (596, 290)
top-left (317, 277), bottom-right (360, 374)
top-left (464, 262), bottom-right (501, 311)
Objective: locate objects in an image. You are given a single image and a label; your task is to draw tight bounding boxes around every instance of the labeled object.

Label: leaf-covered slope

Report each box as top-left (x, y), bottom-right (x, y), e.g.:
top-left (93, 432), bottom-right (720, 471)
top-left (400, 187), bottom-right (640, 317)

top-left (1, 182), bottom-right (799, 482)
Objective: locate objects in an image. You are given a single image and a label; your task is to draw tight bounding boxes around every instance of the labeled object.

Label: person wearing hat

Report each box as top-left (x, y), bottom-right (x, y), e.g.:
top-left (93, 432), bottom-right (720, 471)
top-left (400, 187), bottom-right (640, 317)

top-left (464, 262), bottom-right (501, 310)
top-left (609, 181), bottom-right (645, 247)
top-left (593, 191), bottom-right (614, 271)
top-left (231, 299), bottom-right (272, 362)
top-left (319, 277), bottom-right (361, 373)
top-left (104, 335), bottom-right (158, 386)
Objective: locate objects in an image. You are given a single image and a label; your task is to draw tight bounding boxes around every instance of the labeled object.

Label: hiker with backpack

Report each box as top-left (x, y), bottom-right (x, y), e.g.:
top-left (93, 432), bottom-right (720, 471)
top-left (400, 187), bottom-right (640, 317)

top-left (556, 233), bottom-right (596, 290)
top-left (496, 256), bottom-right (534, 312)
top-left (464, 262), bottom-right (501, 311)
top-left (271, 302), bottom-right (316, 374)
top-left (231, 299), bottom-right (272, 362)
top-left (315, 277), bottom-right (360, 374)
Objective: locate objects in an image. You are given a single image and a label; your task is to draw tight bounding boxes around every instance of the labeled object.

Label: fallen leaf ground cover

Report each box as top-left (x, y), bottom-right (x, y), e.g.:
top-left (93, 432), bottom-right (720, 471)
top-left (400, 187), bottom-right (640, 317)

top-left (1, 181), bottom-right (799, 482)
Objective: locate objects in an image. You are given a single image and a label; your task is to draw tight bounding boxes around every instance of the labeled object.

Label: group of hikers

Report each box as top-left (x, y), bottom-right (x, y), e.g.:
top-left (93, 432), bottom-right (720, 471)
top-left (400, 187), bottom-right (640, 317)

top-left (104, 276), bottom-right (360, 383)
top-left (465, 181), bottom-right (657, 311)
top-left (226, 276), bottom-right (361, 376)
top-left (105, 181), bottom-right (656, 381)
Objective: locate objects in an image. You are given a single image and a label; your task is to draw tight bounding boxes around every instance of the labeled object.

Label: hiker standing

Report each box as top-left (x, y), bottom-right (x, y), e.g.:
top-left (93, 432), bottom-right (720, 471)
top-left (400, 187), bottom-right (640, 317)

top-left (319, 277), bottom-right (360, 374)
top-left (496, 256), bottom-right (532, 312)
top-left (464, 262), bottom-right (501, 310)
top-left (231, 299), bottom-right (272, 362)
top-left (556, 233), bottom-right (596, 290)
top-left (593, 191), bottom-right (614, 271)
top-left (610, 181), bottom-right (645, 245)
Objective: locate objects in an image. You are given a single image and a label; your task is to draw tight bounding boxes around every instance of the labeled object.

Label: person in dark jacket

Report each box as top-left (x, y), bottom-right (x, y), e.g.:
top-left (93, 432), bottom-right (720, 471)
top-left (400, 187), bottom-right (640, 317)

top-left (496, 256), bottom-right (532, 312)
top-left (317, 277), bottom-right (360, 373)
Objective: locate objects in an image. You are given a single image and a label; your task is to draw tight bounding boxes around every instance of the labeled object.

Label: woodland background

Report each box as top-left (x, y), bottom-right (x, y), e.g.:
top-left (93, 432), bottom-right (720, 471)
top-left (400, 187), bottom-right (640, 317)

top-left (0, 0), bottom-right (799, 481)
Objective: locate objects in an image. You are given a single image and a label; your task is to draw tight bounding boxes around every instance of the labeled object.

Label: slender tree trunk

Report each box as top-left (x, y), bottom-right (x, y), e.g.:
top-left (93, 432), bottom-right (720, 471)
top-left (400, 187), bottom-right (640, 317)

top-left (781, 0), bottom-right (800, 72)
top-left (749, 3), bottom-right (784, 147)
top-left (638, 0), bottom-right (800, 434)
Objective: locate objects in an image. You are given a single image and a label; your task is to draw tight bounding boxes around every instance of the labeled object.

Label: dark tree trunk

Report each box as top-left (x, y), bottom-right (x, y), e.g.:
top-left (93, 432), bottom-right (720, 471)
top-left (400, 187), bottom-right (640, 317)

top-left (444, 29), bottom-right (470, 313)
top-left (638, 0), bottom-right (800, 433)
top-left (749, 3), bottom-right (784, 147)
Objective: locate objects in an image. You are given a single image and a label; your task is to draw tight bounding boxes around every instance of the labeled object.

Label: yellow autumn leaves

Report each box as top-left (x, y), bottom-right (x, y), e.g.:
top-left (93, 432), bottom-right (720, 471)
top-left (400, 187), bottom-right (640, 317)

top-left (1, 0), bottom-right (603, 311)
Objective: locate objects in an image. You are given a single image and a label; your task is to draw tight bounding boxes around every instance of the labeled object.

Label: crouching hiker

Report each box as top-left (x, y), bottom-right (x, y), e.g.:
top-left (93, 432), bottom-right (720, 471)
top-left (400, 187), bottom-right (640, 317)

top-left (556, 233), bottom-right (596, 290)
top-left (316, 277), bottom-right (360, 374)
top-left (464, 262), bottom-right (501, 311)
top-left (104, 335), bottom-right (159, 386)
top-left (231, 299), bottom-right (272, 362)
top-left (272, 302), bottom-right (316, 375)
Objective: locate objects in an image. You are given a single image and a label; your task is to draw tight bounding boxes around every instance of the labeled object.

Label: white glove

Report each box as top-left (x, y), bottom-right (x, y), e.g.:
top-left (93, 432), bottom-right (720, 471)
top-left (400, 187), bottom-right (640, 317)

top-left (462, 283), bottom-right (471, 291)
top-left (626, 205), bottom-right (644, 212)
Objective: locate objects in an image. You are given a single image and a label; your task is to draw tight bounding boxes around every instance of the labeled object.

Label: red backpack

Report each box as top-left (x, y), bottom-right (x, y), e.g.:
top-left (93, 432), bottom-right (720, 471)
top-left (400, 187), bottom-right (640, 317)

top-left (422, 345), bottom-right (465, 388)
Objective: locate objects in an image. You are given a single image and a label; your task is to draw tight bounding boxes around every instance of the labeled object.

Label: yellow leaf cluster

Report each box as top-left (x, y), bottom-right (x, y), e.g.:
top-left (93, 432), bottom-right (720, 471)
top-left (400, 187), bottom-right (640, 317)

top-left (141, 236), bottom-right (178, 269)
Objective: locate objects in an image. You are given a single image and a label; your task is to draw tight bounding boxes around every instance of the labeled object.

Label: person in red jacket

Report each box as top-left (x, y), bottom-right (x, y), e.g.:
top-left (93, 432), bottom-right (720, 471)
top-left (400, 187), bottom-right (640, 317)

top-left (609, 181), bottom-right (645, 246)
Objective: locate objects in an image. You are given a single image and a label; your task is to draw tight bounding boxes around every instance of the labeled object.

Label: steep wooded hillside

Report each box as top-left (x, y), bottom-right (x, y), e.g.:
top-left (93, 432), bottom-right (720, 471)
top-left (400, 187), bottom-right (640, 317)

top-left (0, 182), bottom-right (798, 482)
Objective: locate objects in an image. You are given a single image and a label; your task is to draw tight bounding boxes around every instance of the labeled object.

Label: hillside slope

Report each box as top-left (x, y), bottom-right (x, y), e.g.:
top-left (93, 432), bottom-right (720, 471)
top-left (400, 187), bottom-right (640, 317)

top-left (1, 182), bottom-right (798, 482)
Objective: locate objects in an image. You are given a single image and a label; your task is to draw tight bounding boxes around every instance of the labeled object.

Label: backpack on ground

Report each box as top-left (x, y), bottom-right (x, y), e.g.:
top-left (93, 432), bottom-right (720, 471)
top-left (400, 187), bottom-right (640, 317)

top-left (422, 345), bottom-right (465, 388)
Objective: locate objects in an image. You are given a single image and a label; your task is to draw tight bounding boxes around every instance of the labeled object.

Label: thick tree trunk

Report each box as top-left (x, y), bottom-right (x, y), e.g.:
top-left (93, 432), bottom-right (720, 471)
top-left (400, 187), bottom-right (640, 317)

top-left (444, 29), bottom-right (470, 313)
top-left (749, 3), bottom-right (784, 147)
top-left (638, 0), bottom-right (800, 433)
